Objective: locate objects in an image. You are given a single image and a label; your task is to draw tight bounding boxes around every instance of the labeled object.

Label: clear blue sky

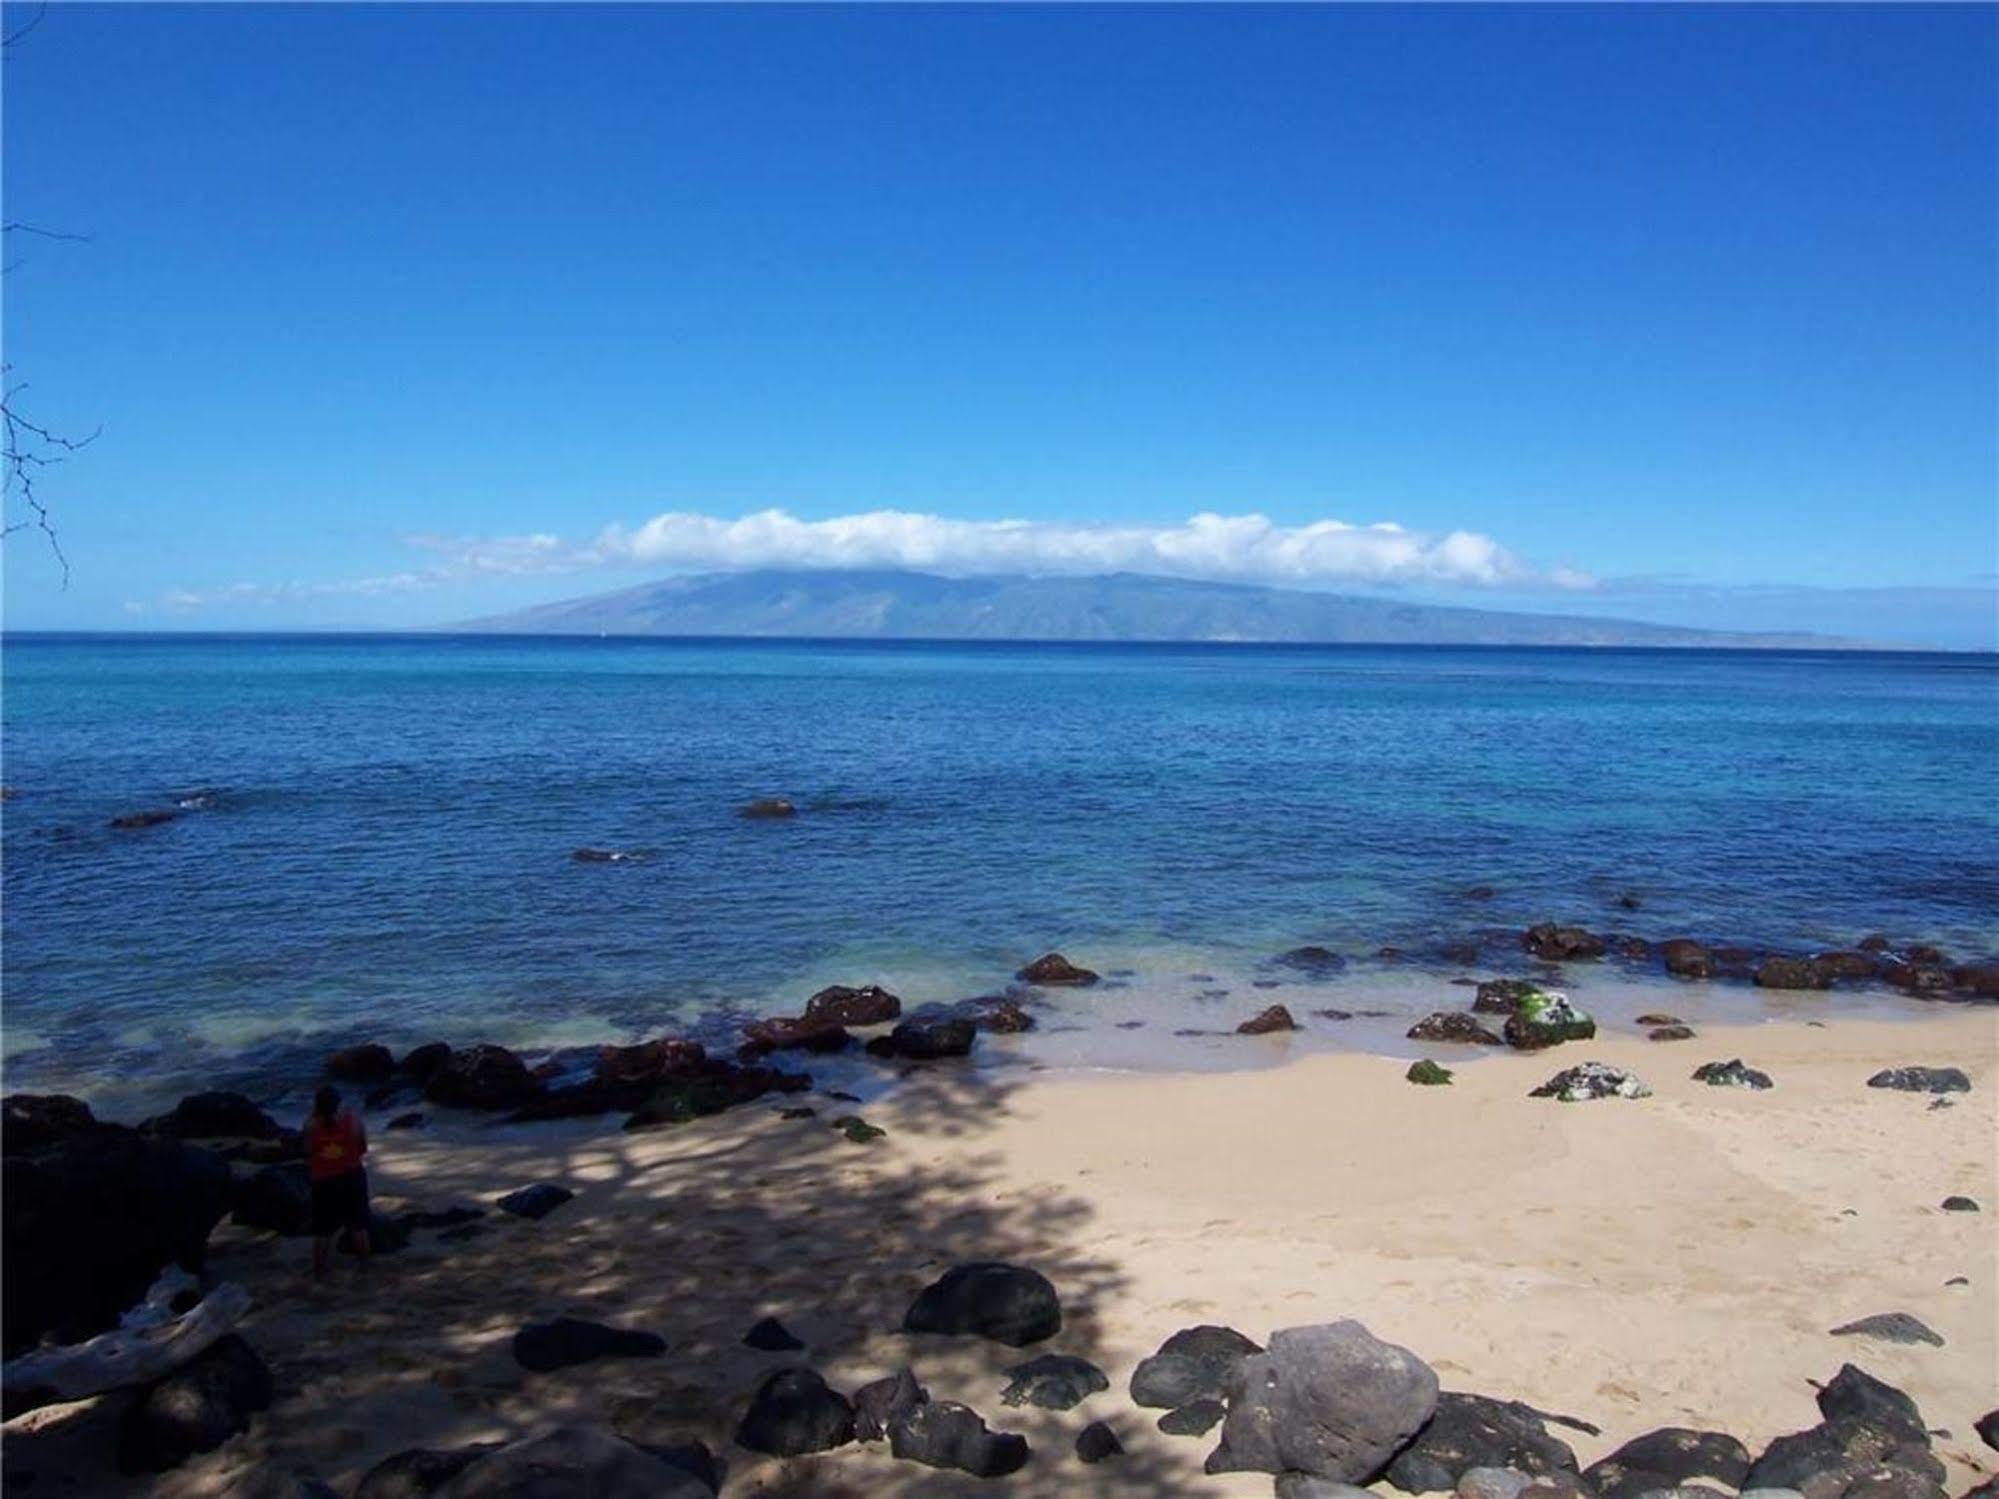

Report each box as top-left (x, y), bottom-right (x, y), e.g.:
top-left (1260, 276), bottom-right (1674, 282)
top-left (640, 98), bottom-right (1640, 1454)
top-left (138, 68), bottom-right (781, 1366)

top-left (4, 3), bottom-right (1994, 644)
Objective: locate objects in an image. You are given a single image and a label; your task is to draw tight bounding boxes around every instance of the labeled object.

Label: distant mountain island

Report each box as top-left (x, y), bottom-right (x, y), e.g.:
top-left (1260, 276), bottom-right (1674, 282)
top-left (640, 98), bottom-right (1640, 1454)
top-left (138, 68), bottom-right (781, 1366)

top-left (455, 569), bottom-right (1871, 649)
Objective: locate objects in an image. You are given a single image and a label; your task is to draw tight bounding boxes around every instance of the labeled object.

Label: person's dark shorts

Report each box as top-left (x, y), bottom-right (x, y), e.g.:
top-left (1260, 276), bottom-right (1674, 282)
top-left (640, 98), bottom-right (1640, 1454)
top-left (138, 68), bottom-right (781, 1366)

top-left (310, 1169), bottom-right (370, 1237)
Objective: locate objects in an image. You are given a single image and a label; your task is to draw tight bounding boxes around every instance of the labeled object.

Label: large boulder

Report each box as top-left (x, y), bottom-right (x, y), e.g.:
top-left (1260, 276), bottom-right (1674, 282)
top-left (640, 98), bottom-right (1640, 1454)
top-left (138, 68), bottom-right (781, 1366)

top-left (852, 1368), bottom-right (927, 1442)
top-left (904, 1262), bottom-right (1061, 1346)
top-left (594, 1039), bottom-right (704, 1089)
top-left (1407, 1013), bottom-right (1504, 1045)
top-left (117, 1334), bottom-right (273, 1473)
top-left (622, 1063), bottom-right (809, 1130)
top-left (803, 985), bottom-right (902, 1027)
top-left (739, 1016), bottom-right (851, 1055)
top-left (144, 1092), bottom-right (282, 1141)
top-left (512, 1318), bottom-right (666, 1374)
top-left (1756, 957), bottom-right (1830, 991)
top-left (734, 1368), bottom-right (854, 1457)
top-left (4, 1124), bottom-right (234, 1354)
top-left (883, 1016), bottom-right (977, 1059)
top-left (1582, 1429), bottom-right (1753, 1499)
top-left (432, 1427), bottom-right (714, 1498)
top-left (232, 1162), bottom-right (313, 1236)
top-left (326, 1045), bottom-right (395, 1084)
top-left (1522, 925), bottom-right (1605, 962)
top-left (1502, 990), bottom-right (1596, 1051)
top-left (1950, 963), bottom-right (1999, 999)
top-left (1275, 946), bottom-right (1347, 978)
top-left (1131, 1324), bottom-right (1264, 1408)
top-left (887, 1400), bottom-right (1029, 1478)
top-left (1385, 1393), bottom-right (1578, 1493)
top-left (1879, 962), bottom-right (1952, 996)
top-left (1816, 1366), bottom-right (1925, 1446)
top-left (1205, 1320), bottom-right (1440, 1481)
top-left (1016, 952), bottom-right (1099, 986)
top-left (424, 1045), bottom-right (539, 1111)
top-left (399, 1042), bottom-right (453, 1083)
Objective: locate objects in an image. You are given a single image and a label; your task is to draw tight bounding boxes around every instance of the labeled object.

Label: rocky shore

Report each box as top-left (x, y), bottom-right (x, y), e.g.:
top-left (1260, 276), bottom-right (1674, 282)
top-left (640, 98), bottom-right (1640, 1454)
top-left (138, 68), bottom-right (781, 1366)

top-left (1, 934), bottom-right (1993, 1498)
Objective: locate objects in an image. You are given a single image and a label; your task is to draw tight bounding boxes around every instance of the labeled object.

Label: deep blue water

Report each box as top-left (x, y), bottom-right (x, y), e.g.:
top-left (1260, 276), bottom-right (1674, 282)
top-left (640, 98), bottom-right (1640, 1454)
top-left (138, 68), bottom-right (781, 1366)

top-left (3, 635), bottom-right (1995, 1111)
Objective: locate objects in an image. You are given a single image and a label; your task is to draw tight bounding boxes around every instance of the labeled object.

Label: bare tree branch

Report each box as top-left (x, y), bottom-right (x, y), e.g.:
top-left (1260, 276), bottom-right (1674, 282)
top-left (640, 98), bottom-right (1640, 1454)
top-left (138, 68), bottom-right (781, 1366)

top-left (2, 222), bottom-right (93, 244)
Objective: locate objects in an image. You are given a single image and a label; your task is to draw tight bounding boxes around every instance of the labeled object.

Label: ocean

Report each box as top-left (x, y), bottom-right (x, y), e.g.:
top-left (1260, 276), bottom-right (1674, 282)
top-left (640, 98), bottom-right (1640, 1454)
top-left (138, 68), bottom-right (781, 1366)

top-left (3, 634), bottom-right (1994, 1115)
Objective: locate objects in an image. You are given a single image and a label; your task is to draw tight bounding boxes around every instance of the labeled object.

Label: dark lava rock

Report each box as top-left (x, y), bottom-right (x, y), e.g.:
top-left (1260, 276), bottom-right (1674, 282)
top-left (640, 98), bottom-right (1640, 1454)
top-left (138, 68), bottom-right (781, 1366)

top-left (740, 1016), bottom-right (851, 1055)
top-left (425, 1044), bottom-right (539, 1111)
top-left (495, 1183), bottom-right (574, 1221)
top-left (1906, 944), bottom-right (1946, 965)
top-left (1941, 1196), bottom-right (1979, 1212)
top-left (852, 1368), bottom-right (927, 1442)
top-left (2, 1092), bottom-right (97, 1153)
top-left (803, 984), bottom-right (902, 1027)
top-left (884, 1016), bottom-right (976, 1059)
top-left (1648, 1026), bottom-right (1696, 1042)
top-left (232, 1162), bottom-right (312, 1236)
top-left (1582, 1428), bottom-right (1751, 1499)
top-left (1316, 1009), bottom-right (1355, 1022)
top-left (1000, 1353), bottom-right (1107, 1410)
top-left (1437, 940), bottom-right (1483, 966)
top-left (1975, 1409), bottom-right (1998, 1452)
top-left (1238, 1004), bottom-right (1300, 1034)
top-left (743, 1316), bottom-right (804, 1352)
top-left (887, 1400), bottom-right (1028, 1478)
top-left (1407, 1012), bottom-right (1504, 1045)
top-left (978, 997), bottom-right (1037, 1033)
top-left (408, 1427), bottom-right (714, 1499)
top-left (505, 1079), bottom-right (650, 1123)
top-left (145, 1091), bottom-right (282, 1141)
top-left (1131, 1324), bottom-right (1263, 1408)
top-left (1473, 978), bottom-right (1542, 1014)
top-left (1529, 1063), bottom-right (1650, 1101)
top-left (1950, 962), bottom-right (1999, 998)
top-left (1613, 937), bottom-right (1652, 960)
top-left (1880, 962), bottom-right (1953, 996)
top-left (1159, 1398), bottom-right (1227, 1436)
top-left (109, 810), bottom-right (177, 830)
top-left (398, 1042), bottom-right (453, 1083)
top-left (735, 1367), bottom-right (854, 1456)
top-left (1636, 1014), bottom-right (1684, 1026)
top-left (1828, 1313), bottom-right (1944, 1347)
top-left (1814, 951), bottom-right (1881, 982)
top-left (1756, 956), bottom-right (1831, 991)
top-left (118, 1334), bottom-right (274, 1473)
top-left (1503, 991), bottom-right (1597, 1051)
top-left (5, 1124), bottom-right (234, 1354)
top-left (1275, 946), bottom-right (1347, 977)
top-left (1866, 1067), bottom-right (1970, 1094)
top-left (1464, 885), bottom-right (1498, 901)
top-left (1693, 1059), bottom-right (1773, 1091)
top-left (326, 1045), bottom-right (395, 1084)
top-left (1206, 1320), bottom-right (1439, 1481)
top-left (1017, 951), bottom-right (1099, 986)
top-left (1408, 1060), bottom-right (1454, 1086)
top-left (833, 1115), bottom-right (885, 1143)
top-left (904, 1261), bottom-right (1061, 1347)
top-left (513, 1317), bottom-right (665, 1373)
top-left (1659, 940), bottom-right (1716, 980)
top-left (623, 1064), bottom-right (809, 1129)
top-left (595, 1038), bottom-right (705, 1088)
top-left (740, 798), bottom-right (796, 820)
top-left (1385, 1393), bottom-right (1578, 1492)
top-left (1077, 1420), bottom-right (1124, 1463)
top-left (1522, 924), bottom-right (1606, 962)
top-left (354, 1444), bottom-right (500, 1499)
top-left (1817, 1364), bottom-right (1926, 1444)
top-left (1857, 934), bottom-right (1892, 952)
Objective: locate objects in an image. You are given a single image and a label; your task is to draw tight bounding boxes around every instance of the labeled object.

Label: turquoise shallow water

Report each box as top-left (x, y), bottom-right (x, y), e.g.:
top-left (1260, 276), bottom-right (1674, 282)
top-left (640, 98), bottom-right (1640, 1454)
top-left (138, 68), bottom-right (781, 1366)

top-left (2, 634), bottom-right (1994, 1113)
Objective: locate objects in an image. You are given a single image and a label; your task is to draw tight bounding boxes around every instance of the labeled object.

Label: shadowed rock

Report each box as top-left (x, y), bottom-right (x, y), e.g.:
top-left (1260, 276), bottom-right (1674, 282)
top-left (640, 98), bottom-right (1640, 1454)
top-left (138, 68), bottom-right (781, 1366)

top-left (1160, 1399), bottom-right (1226, 1436)
top-left (888, 1400), bottom-right (1029, 1478)
top-left (852, 1368), bottom-right (926, 1442)
top-left (422, 1427), bottom-right (713, 1498)
top-left (512, 1318), bottom-right (665, 1373)
top-left (2, 1093), bottom-right (96, 1153)
top-left (904, 1262), bottom-right (1061, 1347)
top-left (354, 1444), bottom-right (501, 1499)
top-left (1001, 1353), bottom-right (1107, 1410)
top-left (495, 1183), bottom-right (573, 1221)
top-left (743, 1316), bottom-right (804, 1352)
top-left (1386, 1393), bottom-right (1579, 1493)
top-left (144, 1092), bottom-right (281, 1141)
top-left (326, 1045), bottom-right (394, 1084)
top-left (735, 1368), bottom-right (854, 1456)
top-left (1077, 1420), bottom-right (1124, 1463)
top-left (117, 1335), bottom-right (273, 1473)
top-left (1131, 1324), bottom-right (1263, 1408)
top-left (424, 1045), bottom-right (539, 1111)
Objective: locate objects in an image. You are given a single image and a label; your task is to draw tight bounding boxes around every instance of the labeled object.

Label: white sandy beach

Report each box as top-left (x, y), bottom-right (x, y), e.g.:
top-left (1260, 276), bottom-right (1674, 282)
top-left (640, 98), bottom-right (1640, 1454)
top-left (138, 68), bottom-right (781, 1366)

top-left (17, 1008), bottom-right (1997, 1498)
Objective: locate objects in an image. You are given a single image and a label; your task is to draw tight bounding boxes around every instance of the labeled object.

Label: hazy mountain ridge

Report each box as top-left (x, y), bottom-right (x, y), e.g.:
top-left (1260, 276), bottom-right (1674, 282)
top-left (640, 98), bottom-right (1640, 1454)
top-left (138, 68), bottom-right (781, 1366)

top-left (454, 570), bottom-right (1874, 649)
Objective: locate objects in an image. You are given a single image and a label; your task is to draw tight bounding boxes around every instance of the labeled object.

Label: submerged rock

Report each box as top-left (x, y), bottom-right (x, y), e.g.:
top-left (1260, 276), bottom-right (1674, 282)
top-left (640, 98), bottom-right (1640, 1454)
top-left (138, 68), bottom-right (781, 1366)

top-left (1205, 1320), bottom-right (1439, 1481)
top-left (109, 810), bottom-right (177, 830)
top-left (888, 1399), bottom-right (1029, 1477)
top-left (977, 997), bottom-right (1037, 1033)
top-left (1408, 1012), bottom-right (1504, 1045)
top-left (1000, 1353), bottom-right (1107, 1410)
top-left (326, 1045), bottom-right (395, 1084)
top-left (740, 1016), bottom-right (851, 1055)
top-left (1522, 924), bottom-right (1606, 962)
top-left (904, 1262), bottom-right (1061, 1346)
top-left (740, 798), bottom-right (796, 820)
top-left (1275, 946), bottom-right (1347, 977)
top-left (1238, 1005), bottom-right (1299, 1034)
top-left (1503, 991), bottom-right (1596, 1051)
top-left (1865, 1067), bottom-right (1970, 1094)
top-left (1756, 957), bottom-right (1830, 991)
top-left (1659, 940), bottom-right (1716, 980)
top-left (1016, 952), bottom-right (1099, 986)
top-left (735, 1368), bottom-right (854, 1456)
top-left (1693, 1059), bottom-right (1773, 1091)
top-left (1530, 1063), bottom-right (1649, 1102)
top-left (1131, 1323), bottom-right (1263, 1409)
top-left (882, 1016), bottom-right (976, 1059)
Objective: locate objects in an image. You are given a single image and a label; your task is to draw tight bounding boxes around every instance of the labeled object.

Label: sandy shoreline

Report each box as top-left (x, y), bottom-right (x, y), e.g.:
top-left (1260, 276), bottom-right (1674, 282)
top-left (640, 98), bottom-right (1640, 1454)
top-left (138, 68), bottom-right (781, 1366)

top-left (24, 1007), bottom-right (1997, 1498)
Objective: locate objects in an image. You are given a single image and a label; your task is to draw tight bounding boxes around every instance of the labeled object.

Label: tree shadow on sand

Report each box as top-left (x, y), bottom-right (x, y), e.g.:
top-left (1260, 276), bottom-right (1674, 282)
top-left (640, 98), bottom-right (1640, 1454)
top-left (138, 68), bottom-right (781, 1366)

top-left (153, 1055), bottom-right (1205, 1497)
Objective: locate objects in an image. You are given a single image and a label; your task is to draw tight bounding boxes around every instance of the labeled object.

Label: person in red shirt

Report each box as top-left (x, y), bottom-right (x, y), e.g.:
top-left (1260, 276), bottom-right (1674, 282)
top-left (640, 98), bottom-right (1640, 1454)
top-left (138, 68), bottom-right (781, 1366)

top-left (304, 1085), bottom-right (372, 1276)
